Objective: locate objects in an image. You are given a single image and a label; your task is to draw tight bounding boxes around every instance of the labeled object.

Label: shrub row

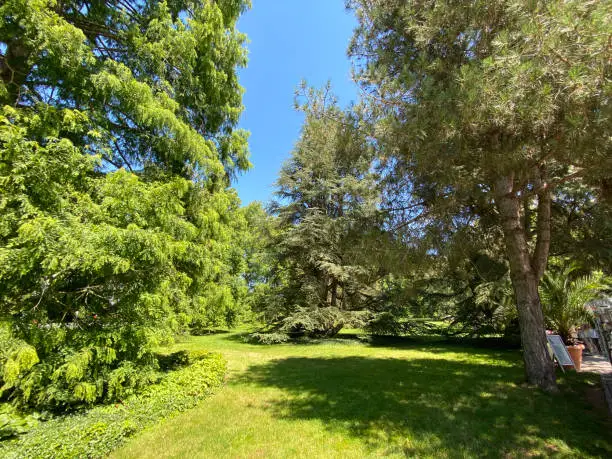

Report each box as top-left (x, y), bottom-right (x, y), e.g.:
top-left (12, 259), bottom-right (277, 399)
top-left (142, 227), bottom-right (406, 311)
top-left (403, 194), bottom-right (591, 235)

top-left (0, 351), bottom-right (227, 458)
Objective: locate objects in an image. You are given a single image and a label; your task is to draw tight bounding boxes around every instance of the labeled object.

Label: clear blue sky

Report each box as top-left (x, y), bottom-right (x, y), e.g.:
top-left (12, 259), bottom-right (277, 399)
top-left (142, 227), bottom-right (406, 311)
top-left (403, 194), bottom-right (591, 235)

top-left (233, 0), bottom-right (358, 205)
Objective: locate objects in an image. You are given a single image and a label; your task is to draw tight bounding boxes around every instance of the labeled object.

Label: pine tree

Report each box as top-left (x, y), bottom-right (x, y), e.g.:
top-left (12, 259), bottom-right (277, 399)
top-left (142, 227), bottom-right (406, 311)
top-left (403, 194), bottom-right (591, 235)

top-left (348, 0), bottom-right (610, 390)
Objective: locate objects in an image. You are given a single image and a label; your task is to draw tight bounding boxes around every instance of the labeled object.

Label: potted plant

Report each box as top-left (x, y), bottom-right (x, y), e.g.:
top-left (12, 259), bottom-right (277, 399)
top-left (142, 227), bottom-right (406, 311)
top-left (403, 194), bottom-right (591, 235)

top-left (540, 264), bottom-right (609, 371)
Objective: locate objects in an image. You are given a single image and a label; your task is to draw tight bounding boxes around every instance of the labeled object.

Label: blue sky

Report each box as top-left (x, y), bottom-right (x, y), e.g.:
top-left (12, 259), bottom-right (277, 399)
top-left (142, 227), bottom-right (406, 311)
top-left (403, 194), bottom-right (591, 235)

top-left (233, 0), bottom-right (358, 205)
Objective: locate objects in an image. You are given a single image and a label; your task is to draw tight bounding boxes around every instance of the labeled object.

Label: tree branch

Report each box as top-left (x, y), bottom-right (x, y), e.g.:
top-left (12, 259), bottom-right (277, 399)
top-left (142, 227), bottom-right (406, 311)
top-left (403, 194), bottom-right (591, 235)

top-left (531, 167), bottom-right (551, 281)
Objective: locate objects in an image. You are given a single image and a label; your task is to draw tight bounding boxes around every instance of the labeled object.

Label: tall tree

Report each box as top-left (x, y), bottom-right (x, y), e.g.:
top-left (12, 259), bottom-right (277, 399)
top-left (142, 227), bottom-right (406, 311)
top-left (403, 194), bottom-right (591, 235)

top-left (0, 0), bottom-right (250, 177)
top-left (265, 87), bottom-right (386, 336)
top-left (0, 0), bottom-right (251, 409)
top-left (348, 0), bottom-right (610, 390)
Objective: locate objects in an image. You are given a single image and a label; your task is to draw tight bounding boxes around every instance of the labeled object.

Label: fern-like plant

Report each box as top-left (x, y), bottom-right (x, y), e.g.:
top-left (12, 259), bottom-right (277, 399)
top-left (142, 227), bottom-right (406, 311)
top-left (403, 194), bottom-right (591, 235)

top-left (540, 265), bottom-right (610, 344)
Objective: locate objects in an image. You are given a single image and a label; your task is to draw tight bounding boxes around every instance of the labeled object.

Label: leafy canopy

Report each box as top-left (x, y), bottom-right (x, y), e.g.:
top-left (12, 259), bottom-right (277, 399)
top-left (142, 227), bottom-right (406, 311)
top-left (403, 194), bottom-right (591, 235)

top-left (0, 0), bottom-right (251, 409)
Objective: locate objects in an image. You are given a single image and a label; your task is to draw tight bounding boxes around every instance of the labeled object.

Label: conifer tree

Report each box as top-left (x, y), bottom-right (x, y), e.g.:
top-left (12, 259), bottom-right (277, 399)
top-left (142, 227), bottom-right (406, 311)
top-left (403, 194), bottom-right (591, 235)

top-left (265, 87), bottom-right (387, 337)
top-left (348, 0), bottom-right (610, 390)
top-left (0, 0), bottom-right (251, 408)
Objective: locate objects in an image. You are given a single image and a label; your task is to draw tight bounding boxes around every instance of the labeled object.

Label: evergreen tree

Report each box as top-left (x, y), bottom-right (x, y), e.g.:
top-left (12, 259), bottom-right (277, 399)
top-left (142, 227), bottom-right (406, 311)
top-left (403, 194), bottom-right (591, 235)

top-left (348, 0), bottom-right (610, 390)
top-left (265, 87), bottom-right (386, 337)
top-left (0, 0), bottom-right (251, 409)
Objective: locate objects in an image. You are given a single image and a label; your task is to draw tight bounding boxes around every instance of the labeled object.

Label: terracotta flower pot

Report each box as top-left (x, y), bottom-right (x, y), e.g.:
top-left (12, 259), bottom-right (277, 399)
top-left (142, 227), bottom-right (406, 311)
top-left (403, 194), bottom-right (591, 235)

top-left (566, 344), bottom-right (585, 371)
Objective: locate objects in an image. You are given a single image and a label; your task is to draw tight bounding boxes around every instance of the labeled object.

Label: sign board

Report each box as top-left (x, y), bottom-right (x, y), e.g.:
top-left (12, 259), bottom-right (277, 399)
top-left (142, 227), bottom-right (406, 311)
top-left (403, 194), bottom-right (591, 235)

top-left (547, 334), bottom-right (575, 369)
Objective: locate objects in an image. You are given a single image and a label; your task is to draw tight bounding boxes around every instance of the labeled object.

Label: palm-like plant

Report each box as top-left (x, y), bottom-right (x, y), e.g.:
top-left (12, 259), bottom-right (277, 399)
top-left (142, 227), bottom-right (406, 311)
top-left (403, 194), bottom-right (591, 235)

top-left (540, 265), bottom-right (610, 344)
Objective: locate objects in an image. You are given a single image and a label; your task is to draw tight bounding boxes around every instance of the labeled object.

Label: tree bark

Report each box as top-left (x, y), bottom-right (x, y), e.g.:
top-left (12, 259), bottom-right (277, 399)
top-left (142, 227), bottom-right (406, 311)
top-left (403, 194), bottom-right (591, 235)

top-left (532, 167), bottom-right (551, 281)
top-left (0, 40), bottom-right (31, 105)
top-left (330, 279), bottom-right (338, 308)
top-left (495, 175), bottom-right (557, 391)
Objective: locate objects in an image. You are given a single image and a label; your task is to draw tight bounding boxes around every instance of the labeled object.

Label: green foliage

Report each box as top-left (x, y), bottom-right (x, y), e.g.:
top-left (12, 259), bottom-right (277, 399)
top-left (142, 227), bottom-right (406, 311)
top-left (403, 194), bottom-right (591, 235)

top-left (540, 264), bottom-right (611, 343)
top-left (0, 405), bottom-right (39, 441)
top-left (550, 183), bottom-right (612, 273)
top-left (348, 1), bottom-right (610, 386)
top-left (0, 0), bottom-right (252, 410)
top-left (259, 86), bottom-right (393, 337)
top-left (0, 0), bottom-right (250, 176)
top-left (245, 332), bottom-right (290, 345)
top-left (348, 0), bottom-right (611, 266)
top-left (365, 314), bottom-right (441, 337)
top-left (350, 0), bottom-right (610, 187)
top-left (156, 351), bottom-right (190, 371)
top-left (0, 351), bottom-right (226, 458)
top-left (442, 254), bottom-right (518, 337)
top-left (280, 306), bottom-right (368, 338)
top-left (0, 321), bottom-right (161, 410)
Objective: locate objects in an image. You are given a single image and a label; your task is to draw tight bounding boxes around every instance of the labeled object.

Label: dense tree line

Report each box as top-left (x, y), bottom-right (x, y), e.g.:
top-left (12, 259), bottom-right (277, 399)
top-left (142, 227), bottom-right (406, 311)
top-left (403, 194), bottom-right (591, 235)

top-left (1, 0), bottom-right (610, 411)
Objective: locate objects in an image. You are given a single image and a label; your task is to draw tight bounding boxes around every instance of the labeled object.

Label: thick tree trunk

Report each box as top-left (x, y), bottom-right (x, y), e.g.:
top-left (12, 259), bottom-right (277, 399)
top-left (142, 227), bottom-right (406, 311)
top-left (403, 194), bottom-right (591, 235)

top-left (495, 175), bottom-right (557, 391)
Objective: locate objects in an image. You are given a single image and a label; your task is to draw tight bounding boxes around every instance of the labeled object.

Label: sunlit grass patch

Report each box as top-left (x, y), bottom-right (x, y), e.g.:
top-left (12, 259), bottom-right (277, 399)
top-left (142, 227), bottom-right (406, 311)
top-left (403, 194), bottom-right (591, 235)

top-left (113, 333), bottom-right (611, 458)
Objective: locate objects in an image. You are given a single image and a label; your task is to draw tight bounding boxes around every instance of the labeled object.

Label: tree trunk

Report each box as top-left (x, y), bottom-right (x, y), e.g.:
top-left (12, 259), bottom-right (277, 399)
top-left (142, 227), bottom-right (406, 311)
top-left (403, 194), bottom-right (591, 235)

top-left (495, 175), bottom-right (557, 391)
top-left (330, 279), bottom-right (338, 308)
top-left (532, 167), bottom-right (551, 280)
top-left (0, 40), bottom-right (31, 105)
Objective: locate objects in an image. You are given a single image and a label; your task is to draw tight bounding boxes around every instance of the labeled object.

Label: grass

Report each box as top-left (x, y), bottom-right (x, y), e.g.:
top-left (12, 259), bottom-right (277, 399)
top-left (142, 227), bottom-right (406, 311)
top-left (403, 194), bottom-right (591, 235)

top-left (113, 332), bottom-right (612, 458)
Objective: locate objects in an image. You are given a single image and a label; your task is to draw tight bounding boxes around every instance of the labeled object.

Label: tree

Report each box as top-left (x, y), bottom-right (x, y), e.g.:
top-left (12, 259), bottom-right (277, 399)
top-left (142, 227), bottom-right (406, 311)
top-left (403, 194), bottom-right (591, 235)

top-left (264, 87), bottom-right (387, 337)
top-left (549, 182), bottom-right (612, 274)
top-left (0, 0), bottom-right (251, 409)
top-left (348, 0), bottom-right (610, 390)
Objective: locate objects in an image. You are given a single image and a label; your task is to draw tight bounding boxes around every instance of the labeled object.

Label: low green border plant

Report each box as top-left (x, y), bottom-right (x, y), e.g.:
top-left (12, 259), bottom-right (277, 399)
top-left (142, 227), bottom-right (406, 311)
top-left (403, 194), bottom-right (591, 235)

top-left (0, 351), bottom-right (226, 458)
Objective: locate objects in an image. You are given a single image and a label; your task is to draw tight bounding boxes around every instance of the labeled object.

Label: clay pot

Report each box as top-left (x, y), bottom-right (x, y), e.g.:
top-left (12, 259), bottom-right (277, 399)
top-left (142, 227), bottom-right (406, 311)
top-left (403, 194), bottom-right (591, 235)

top-left (566, 344), bottom-right (585, 371)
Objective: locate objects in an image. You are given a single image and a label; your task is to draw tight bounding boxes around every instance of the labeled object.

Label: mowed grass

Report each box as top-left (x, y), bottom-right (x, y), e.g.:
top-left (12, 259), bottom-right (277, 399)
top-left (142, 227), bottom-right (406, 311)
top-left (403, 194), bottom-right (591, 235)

top-left (113, 333), bottom-right (612, 458)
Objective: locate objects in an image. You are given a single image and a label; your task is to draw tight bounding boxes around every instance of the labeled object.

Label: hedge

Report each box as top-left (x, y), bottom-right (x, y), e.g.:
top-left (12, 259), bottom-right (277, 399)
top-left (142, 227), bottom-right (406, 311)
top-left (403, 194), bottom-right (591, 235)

top-left (0, 351), bottom-right (227, 458)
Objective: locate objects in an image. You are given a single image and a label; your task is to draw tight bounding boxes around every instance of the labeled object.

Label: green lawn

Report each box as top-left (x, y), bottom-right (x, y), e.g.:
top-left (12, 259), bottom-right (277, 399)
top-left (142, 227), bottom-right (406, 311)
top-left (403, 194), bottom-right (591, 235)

top-left (112, 333), bottom-right (611, 458)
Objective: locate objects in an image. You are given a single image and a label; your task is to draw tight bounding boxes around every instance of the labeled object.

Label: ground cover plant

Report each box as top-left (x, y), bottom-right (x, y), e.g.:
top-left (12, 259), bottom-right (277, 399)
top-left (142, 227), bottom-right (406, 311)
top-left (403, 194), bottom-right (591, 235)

top-left (113, 332), bottom-right (612, 458)
top-left (0, 351), bottom-right (226, 458)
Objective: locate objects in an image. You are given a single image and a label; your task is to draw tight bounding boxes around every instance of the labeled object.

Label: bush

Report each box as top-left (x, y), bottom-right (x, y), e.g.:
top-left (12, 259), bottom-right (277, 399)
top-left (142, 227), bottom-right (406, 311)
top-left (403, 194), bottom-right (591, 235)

top-left (0, 351), bottom-right (227, 458)
top-left (0, 321), bottom-right (163, 411)
top-left (245, 332), bottom-right (290, 345)
top-left (156, 351), bottom-right (190, 371)
top-left (280, 307), bottom-right (367, 338)
top-left (366, 313), bottom-right (442, 337)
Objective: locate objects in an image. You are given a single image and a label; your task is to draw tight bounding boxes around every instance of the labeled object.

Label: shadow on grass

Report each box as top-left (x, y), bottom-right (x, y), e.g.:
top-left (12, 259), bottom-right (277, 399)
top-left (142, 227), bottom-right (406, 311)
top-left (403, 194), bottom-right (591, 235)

top-left (238, 355), bottom-right (612, 457)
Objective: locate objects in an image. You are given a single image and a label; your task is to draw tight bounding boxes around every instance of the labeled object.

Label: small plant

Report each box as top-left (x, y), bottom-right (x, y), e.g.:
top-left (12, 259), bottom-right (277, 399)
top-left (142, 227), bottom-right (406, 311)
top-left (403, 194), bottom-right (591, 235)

top-left (0, 406), bottom-right (39, 440)
top-left (540, 265), bottom-right (610, 344)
